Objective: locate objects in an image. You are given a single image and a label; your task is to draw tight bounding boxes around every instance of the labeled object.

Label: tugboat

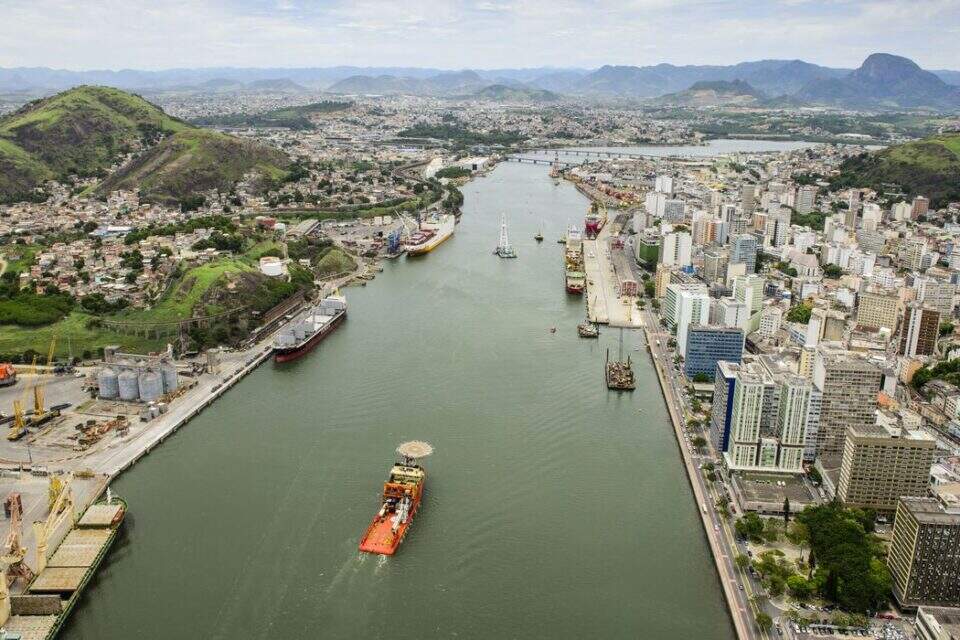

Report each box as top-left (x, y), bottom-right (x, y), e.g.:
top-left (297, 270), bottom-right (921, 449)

top-left (577, 321), bottom-right (599, 338)
top-left (358, 441), bottom-right (433, 556)
top-left (494, 213), bottom-right (518, 259)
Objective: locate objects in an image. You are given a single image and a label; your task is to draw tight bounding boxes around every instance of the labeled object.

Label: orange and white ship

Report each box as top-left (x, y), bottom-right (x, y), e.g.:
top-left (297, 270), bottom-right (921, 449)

top-left (358, 441), bottom-right (434, 556)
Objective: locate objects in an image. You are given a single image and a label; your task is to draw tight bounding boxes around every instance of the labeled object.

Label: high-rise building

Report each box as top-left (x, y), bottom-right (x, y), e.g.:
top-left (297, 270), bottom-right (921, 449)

top-left (812, 346), bottom-right (882, 456)
top-left (796, 184), bottom-right (817, 214)
top-left (710, 361), bottom-right (739, 453)
top-left (915, 276), bottom-right (956, 316)
top-left (775, 375), bottom-right (813, 471)
top-left (732, 273), bottom-right (765, 332)
top-left (856, 287), bottom-right (900, 331)
top-left (905, 239), bottom-right (929, 272)
top-left (900, 304), bottom-right (940, 357)
top-left (655, 175), bottom-right (674, 195)
top-left (730, 234), bottom-right (758, 274)
top-left (741, 184), bottom-right (757, 215)
top-left (703, 247), bottom-right (729, 285)
top-left (684, 325), bottom-right (744, 379)
top-left (758, 305), bottom-right (783, 338)
top-left (667, 286), bottom-right (711, 355)
top-left (846, 189), bottom-right (861, 228)
top-left (861, 202), bottom-right (882, 232)
top-left (725, 366), bottom-right (767, 468)
top-left (663, 199), bottom-right (685, 223)
top-left (892, 201), bottom-right (912, 222)
top-left (888, 491), bottom-right (960, 609)
top-left (836, 423), bottom-right (936, 514)
top-left (659, 232), bottom-right (692, 268)
top-left (634, 231), bottom-right (661, 269)
top-left (912, 196), bottom-right (930, 220)
top-left (914, 606), bottom-right (960, 640)
top-left (690, 210), bottom-right (712, 247)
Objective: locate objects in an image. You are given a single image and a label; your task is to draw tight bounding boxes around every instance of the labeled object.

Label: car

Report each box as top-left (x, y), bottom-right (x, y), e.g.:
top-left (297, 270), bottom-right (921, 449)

top-left (738, 584), bottom-right (743, 591)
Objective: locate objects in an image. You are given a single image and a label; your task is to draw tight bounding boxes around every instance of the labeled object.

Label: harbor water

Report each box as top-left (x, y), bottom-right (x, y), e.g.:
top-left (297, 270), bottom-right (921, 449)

top-left (64, 141), bottom-right (806, 640)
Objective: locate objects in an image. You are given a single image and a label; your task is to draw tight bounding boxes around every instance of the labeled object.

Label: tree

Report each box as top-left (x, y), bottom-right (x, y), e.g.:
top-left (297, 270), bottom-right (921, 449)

top-left (787, 574), bottom-right (813, 601)
top-left (823, 264), bottom-right (842, 279)
top-left (692, 436), bottom-right (707, 452)
top-left (735, 554), bottom-right (751, 570)
top-left (692, 372), bottom-right (711, 383)
top-left (786, 303), bottom-right (813, 324)
top-left (643, 279), bottom-right (656, 298)
top-left (754, 612), bottom-right (773, 632)
top-left (735, 512), bottom-right (766, 543)
top-left (784, 497), bottom-right (791, 526)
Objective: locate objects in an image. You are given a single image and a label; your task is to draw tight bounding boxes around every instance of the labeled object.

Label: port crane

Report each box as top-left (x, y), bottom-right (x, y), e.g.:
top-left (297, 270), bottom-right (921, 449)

top-left (0, 492), bottom-right (32, 627)
top-left (33, 474), bottom-right (75, 574)
top-left (7, 336), bottom-right (58, 441)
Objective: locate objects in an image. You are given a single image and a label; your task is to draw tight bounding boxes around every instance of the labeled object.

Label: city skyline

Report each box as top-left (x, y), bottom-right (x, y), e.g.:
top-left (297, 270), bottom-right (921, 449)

top-left (1, 0), bottom-right (960, 71)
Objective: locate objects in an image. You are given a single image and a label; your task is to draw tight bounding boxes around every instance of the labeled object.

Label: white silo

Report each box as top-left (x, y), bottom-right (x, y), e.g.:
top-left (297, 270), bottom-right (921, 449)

top-left (97, 367), bottom-right (119, 399)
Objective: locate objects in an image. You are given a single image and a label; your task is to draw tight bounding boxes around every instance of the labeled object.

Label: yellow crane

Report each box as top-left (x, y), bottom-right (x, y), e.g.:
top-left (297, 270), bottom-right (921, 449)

top-left (33, 473), bottom-right (74, 574)
top-left (31, 335), bottom-right (57, 424)
top-left (6, 356), bottom-right (37, 441)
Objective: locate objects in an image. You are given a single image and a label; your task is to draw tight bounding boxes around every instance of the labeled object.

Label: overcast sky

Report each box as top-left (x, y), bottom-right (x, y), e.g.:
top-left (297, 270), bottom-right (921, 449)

top-left (1, 0), bottom-right (959, 71)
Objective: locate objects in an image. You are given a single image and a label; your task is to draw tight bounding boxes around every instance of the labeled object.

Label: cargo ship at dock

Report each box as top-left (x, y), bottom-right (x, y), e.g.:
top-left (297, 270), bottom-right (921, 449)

top-left (406, 213), bottom-right (455, 256)
top-left (584, 202), bottom-right (607, 239)
top-left (564, 226), bottom-right (585, 295)
top-left (2, 484), bottom-right (127, 640)
top-left (359, 441), bottom-right (433, 556)
top-left (272, 293), bottom-right (347, 363)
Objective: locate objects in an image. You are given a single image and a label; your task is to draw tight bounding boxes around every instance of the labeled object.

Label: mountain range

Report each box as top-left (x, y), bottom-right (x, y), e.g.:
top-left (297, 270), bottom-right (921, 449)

top-left (1, 54), bottom-right (958, 110)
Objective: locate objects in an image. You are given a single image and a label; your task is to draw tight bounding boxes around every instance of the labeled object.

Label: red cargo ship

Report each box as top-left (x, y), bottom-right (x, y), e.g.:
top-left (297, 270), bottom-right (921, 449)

top-left (359, 441), bottom-right (433, 556)
top-left (272, 293), bottom-right (347, 363)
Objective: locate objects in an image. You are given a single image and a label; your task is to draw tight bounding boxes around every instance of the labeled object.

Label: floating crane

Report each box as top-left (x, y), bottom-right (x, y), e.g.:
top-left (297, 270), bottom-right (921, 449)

top-left (494, 213), bottom-right (517, 259)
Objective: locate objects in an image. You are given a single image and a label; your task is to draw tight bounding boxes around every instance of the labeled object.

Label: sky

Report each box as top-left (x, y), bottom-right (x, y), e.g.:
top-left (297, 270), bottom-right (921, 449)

top-left (1, 0), bottom-right (959, 71)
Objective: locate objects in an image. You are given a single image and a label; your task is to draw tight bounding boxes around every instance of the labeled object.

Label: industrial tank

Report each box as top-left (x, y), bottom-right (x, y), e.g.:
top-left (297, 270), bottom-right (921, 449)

top-left (138, 369), bottom-right (163, 402)
top-left (97, 367), bottom-right (119, 399)
top-left (118, 369), bottom-right (140, 401)
top-left (161, 362), bottom-right (178, 393)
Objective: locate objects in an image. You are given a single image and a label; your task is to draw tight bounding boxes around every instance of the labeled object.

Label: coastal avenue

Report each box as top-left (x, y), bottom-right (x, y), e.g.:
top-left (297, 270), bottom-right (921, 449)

top-left (63, 141), bottom-right (805, 640)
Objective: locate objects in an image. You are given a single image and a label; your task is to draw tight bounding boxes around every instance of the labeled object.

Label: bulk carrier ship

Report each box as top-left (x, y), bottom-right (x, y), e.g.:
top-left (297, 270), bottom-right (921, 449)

top-left (359, 441), bottom-right (433, 556)
top-left (564, 226), bottom-right (585, 295)
top-left (272, 293), bottom-right (347, 363)
top-left (406, 213), bottom-right (455, 256)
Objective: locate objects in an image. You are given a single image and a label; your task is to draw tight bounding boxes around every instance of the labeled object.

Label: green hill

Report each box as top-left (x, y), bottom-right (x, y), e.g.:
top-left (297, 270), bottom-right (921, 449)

top-left (0, 86), bottom-right (187, 201)
top-left (99, 128), bottom-right (291, 204)
top-left (0, 85), bottom-right (292, 204)
top-left (832, 133), bottom-right (960, 207)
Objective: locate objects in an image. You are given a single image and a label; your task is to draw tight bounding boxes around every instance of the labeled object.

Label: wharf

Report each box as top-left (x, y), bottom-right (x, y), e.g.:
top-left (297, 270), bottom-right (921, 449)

top-left (4, 498), bottom-right (126, 640)
top-left (583, 224), bottom-right (642, 329)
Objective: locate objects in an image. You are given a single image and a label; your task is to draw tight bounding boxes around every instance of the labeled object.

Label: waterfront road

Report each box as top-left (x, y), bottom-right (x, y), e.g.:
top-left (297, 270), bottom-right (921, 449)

top-left (642, 309), bottom-right (768, 640)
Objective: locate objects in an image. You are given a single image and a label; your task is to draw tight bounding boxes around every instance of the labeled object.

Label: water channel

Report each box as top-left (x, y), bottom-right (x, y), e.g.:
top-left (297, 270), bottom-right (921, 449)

top-left (64, 140), bottom-right (809, 640)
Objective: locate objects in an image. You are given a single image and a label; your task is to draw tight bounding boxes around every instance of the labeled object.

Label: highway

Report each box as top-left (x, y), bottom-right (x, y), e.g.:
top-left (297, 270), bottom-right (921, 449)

top-left (642, 308), bottom-right (775, 640)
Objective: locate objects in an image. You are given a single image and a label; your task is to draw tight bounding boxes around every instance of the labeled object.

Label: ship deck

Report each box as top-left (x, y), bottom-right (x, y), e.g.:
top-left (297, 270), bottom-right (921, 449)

top-left (358, 517), bottom-right (405, 555)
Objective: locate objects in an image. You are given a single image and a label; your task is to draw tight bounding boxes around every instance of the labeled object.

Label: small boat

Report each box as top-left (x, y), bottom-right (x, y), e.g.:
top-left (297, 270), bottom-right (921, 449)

top-left (549, 327), bottom-right (557, 333)
top-left (534, 231), bottom-right (544, 242)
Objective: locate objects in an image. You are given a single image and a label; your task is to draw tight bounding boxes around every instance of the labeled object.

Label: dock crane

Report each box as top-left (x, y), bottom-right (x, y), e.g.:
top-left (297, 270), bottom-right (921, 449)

top-left (33, 473), bottom-right (74, 574)
top-left (30, 336), bottom-right (58, 428)
top-left (6, 356), bottom-right (37, 441)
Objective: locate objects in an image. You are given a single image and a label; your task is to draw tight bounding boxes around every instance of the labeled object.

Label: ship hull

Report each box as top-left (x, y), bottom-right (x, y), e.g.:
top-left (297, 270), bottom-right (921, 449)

top-left (359, 490), bottom-right (422, 555)
top-left (273, 311), bottom-right (346, 363)
top-left (407, 231), bottom-right (452, 256)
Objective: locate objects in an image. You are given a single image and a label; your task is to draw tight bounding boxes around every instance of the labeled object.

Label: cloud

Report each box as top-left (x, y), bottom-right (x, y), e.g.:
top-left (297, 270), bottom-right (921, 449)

top-left (0, 0), bottom-right (957, 70)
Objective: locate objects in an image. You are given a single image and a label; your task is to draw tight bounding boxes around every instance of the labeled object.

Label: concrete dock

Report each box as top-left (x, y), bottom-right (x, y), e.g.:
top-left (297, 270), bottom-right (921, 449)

top-left (584, 223), bottom-right (642, 329)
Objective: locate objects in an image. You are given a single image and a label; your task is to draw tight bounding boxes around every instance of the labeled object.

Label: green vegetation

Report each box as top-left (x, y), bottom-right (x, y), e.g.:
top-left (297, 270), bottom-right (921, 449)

top-left (822, 264), bottom-right (842, 279)
top-left (123, 214), bottom-right (236, 245)
top-left (314, 247), bottom-right (356, 278)
top-left (398, 123), bottom-right (526, 147)
top-left (0, 86), bottom-right (187, 202)
top-left (0, 311), bottom-right (164, 360)
top-left (796, 503), bottom-right (890, 614)
top-left (754, 612), bottom-right (772, 632)
top-left (832, 133), bottom-right (960, 207)
top-left (434, 166), bottom-right (472, 180)
top-left (99, 128), bottom-right (291, 204)
top-left (190, 101), bottom-right (352, 130)
top-left (117, 258), bottom-right (255, 323)
top-left (791, 210), bottom-right (829, 231)
top-left (912, 357), bottom-right (960, 389)
top-left (0, 290), bottom-right (73, 326)
top-left (786, 302), bottom-right (812, 324)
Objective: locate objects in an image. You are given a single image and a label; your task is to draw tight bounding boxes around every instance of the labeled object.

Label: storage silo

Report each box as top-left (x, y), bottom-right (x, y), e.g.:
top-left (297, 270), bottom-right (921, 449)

top-left (160, 362), bottom-right (178, 393)
top-left (97, 367), bottom-right (119, 399)
top-left (118, 369), bottom-right (140, 401)
top-left (138, 369), bottom-right (163, 402)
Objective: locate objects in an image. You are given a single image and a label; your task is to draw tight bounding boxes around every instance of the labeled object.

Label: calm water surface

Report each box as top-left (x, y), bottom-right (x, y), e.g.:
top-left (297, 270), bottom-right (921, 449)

top-left (62, 148), bottom-right (761, 640)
